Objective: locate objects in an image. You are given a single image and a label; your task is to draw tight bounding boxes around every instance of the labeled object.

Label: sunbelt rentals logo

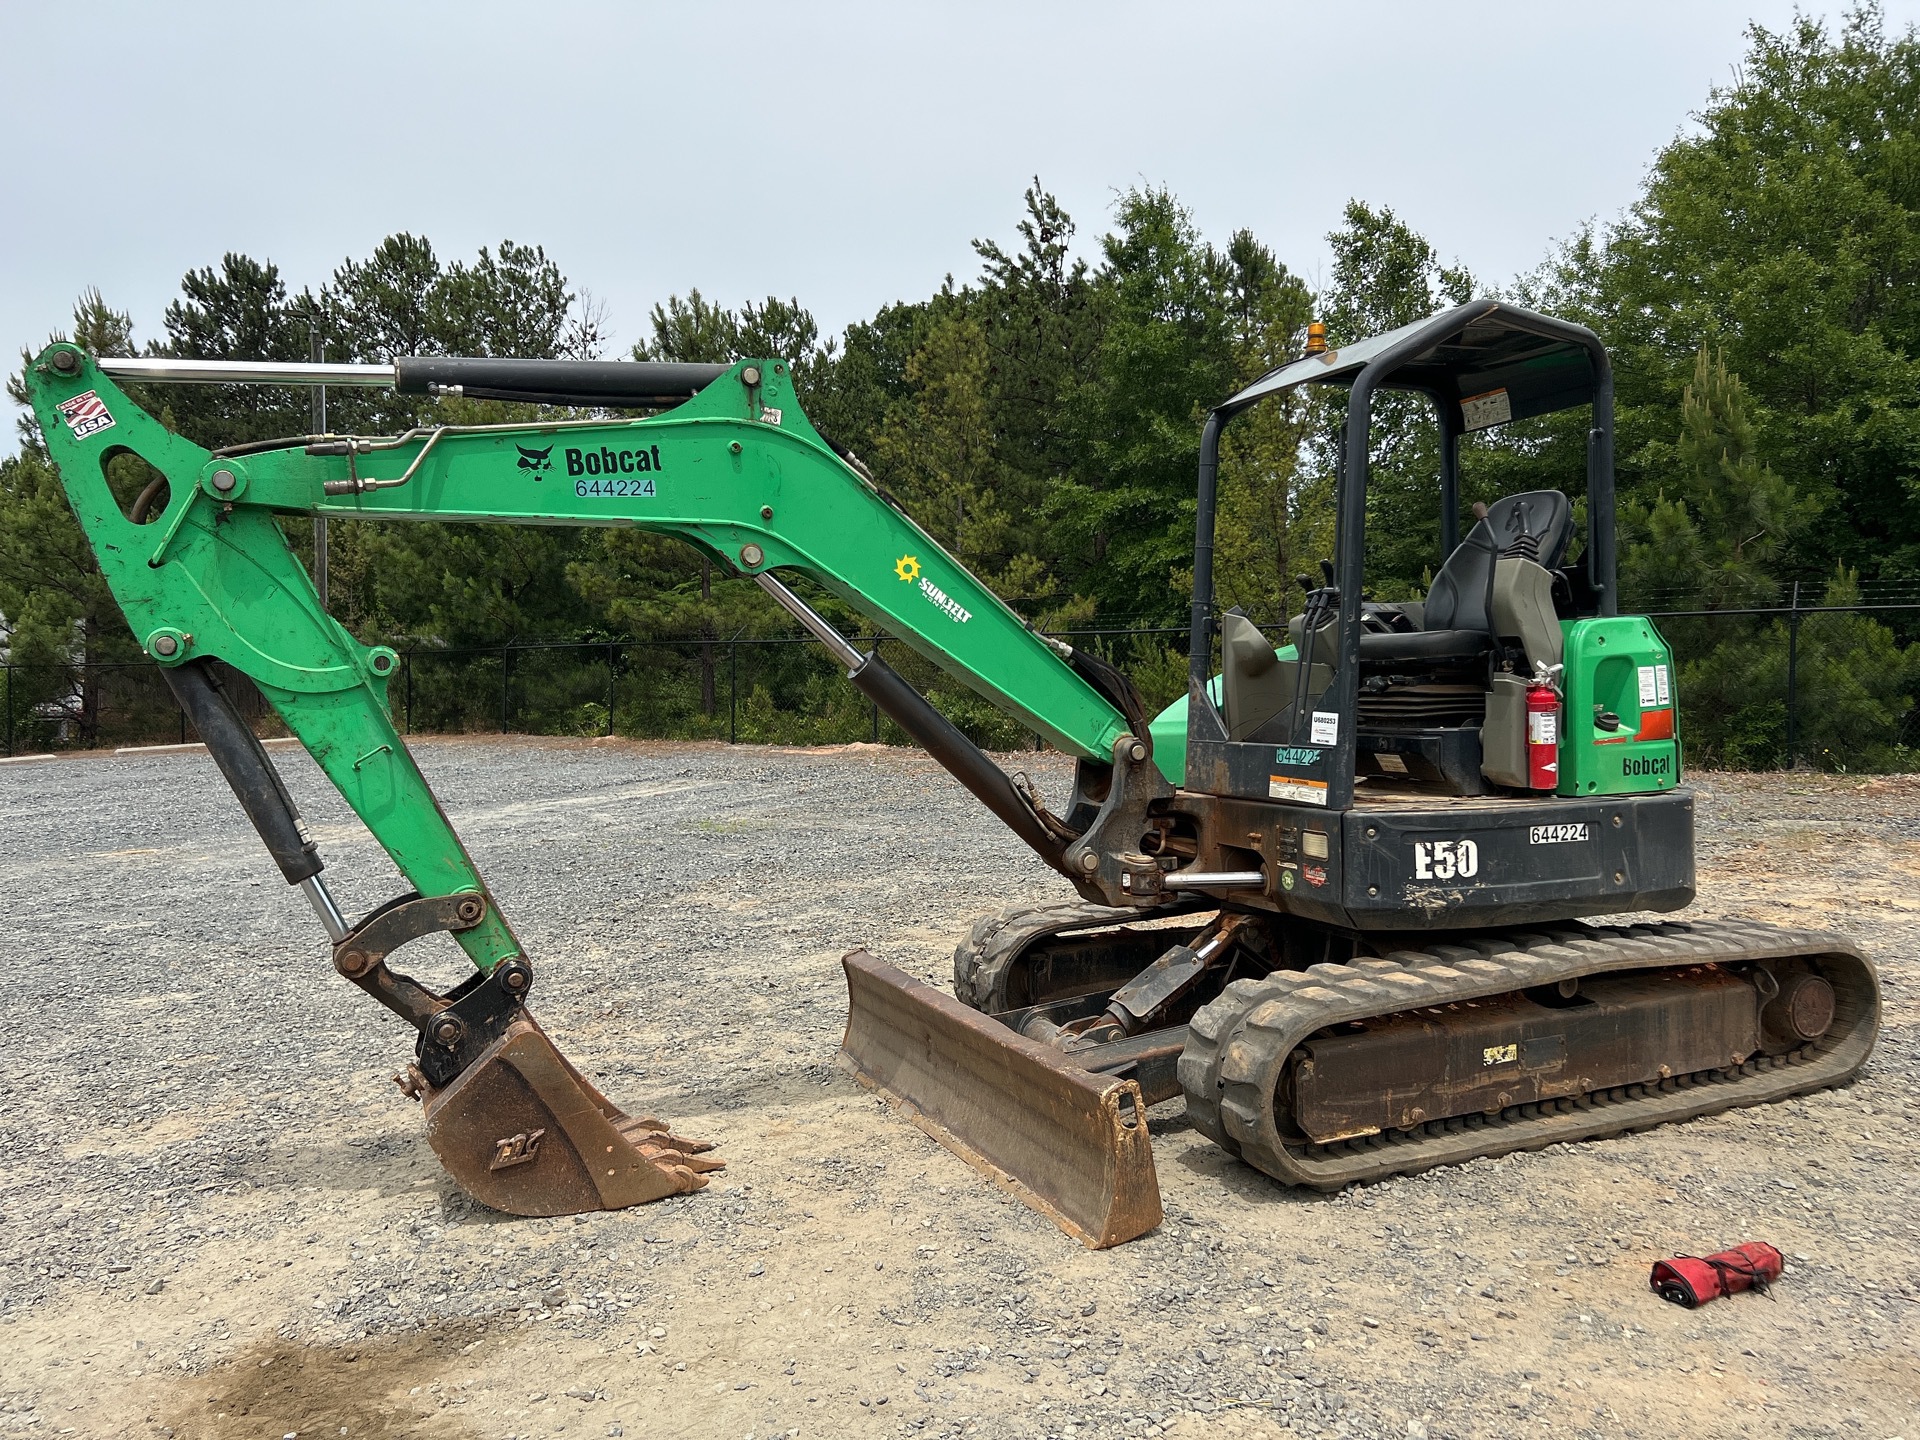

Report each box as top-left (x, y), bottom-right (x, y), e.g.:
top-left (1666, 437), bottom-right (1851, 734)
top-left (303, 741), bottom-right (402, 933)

top-left (895, 554), bottom-right (970, 624)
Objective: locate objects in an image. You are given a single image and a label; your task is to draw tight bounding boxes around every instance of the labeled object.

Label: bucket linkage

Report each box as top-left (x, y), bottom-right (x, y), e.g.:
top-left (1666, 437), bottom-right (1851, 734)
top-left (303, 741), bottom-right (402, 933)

top-left (337, 891), bottom-right (722, 1216)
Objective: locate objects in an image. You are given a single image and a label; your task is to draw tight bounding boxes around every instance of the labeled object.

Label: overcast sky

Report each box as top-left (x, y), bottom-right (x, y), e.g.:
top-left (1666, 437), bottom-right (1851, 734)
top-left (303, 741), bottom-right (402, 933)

top-left (5, 1), bottom-right (1915, 389)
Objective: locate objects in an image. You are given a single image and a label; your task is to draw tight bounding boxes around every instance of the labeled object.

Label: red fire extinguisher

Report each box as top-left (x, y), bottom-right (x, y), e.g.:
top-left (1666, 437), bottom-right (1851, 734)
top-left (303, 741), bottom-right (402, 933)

top-left (1527, 666), bottom-right (1562, 791)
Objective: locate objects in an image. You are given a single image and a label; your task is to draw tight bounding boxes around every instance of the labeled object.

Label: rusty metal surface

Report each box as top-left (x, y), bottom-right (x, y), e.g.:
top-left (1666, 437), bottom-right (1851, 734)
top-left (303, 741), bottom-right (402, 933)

top-left (418, 1009), bottom-right (721, 1217)
top-left (838, 950), bottom-right (1161, 1249)
top-left (1289, 969), bottom-right (1762, 1142)
top-left (1181, 918), bottom-right (1879, 1191)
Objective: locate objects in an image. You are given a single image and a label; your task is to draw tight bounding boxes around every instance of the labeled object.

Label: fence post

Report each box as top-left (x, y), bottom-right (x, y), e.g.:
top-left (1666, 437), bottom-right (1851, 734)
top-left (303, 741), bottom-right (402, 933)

top-left (1784, 580), bottom-right (1802, 770)
top-left (729, 641), bottom-right (738, 744)
top-left (404, 653), bottom-right (413, 735)
top-left (870, 637), bottom-right (881, 743)
top-left (501, 646), bottom-right (512, 734)
top-left (4, 664), bottom-right (11, 757)
top-left (607, 641), bottom-right (617, 736)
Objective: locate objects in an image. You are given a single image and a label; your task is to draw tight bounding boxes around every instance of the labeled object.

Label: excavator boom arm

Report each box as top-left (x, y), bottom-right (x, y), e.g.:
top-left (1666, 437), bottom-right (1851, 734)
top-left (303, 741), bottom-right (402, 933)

top-left (32, 348), bottom-right (1127, 759)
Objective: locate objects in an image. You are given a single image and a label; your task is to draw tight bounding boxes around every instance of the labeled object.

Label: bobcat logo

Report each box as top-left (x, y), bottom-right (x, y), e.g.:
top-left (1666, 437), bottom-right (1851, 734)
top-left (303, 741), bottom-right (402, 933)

top-left (516, 444), bottom-right (554, 476)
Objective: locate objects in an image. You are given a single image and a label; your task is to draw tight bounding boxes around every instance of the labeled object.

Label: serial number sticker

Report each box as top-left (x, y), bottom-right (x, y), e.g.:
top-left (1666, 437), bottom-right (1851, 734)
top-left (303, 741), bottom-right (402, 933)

top-left (1483, 1043), bottom-right (1518, 1067)
top-left (574, 476), bottom-right (657, 498)
top-left (1528, 823), bottom-right (1589, 845)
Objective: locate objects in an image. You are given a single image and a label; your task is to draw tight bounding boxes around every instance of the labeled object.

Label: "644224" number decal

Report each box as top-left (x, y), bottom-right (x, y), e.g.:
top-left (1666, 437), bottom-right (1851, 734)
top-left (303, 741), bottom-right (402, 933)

top-left (1411, 838), bottom-right (1478, 881)
top-left (1528, 822), bottom-right (1589, 845)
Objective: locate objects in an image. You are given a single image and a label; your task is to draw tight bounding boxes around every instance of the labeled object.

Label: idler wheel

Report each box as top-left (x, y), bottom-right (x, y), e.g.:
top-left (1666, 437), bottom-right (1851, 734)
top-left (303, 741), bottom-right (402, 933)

top-left (1764, 972), bottom-right (1836, 1044)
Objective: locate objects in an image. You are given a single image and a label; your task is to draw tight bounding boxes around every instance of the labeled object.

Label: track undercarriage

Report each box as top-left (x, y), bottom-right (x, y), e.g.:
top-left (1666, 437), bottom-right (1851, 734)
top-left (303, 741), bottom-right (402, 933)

top-left (842, 901), bottom-right (1878, 1245)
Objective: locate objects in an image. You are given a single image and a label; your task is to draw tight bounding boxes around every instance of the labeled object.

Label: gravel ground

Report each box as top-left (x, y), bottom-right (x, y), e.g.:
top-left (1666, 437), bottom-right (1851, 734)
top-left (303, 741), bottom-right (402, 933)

top-left (0, 737), bottom-right (1915, 1440)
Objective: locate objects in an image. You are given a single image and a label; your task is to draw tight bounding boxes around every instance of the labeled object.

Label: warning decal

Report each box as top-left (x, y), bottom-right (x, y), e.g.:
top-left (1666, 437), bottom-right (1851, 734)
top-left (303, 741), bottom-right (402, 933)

top-left (55, 390), bottom-right (114, 441)
top-left (1269, 776), bottom-right (1330, 807)
top-left (1460, 388), bottom-right (1513, 431)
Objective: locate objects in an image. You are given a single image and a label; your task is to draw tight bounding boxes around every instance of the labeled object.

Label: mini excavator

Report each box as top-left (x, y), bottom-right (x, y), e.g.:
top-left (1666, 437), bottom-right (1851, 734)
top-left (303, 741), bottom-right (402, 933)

top-left (23, 301), bottom-right (1878, 1246)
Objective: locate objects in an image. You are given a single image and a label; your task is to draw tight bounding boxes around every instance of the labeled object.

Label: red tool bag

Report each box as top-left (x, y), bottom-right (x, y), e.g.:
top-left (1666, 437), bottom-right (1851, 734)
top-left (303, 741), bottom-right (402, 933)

top-left (1650, 1242), bottom-right (1784, 1308)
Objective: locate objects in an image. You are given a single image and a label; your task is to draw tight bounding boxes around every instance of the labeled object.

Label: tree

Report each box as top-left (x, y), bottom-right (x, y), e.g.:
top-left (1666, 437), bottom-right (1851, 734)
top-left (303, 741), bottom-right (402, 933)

top-left (1049, 185), bottom-right (1238, 624)
top-left (1590, 6), bottom-right (1920, 587)
top-left (1213, 229), bottom-right (1316, 623)
top-left (153, 254), bottom-right (312, 449)
top-left (1315, 201), bottom-right (1476, 598)
top-left (1622, 346), bottom-right (1816, 609)
top-left (313, 238), bottom-right (605, 646)
top-left (1, 293), bottom-right (157, 743)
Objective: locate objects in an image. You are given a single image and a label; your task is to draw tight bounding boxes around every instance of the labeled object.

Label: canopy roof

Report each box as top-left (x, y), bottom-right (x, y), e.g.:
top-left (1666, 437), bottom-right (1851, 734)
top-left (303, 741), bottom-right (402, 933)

top-left (1225, 300), bottom-right (1602, 432)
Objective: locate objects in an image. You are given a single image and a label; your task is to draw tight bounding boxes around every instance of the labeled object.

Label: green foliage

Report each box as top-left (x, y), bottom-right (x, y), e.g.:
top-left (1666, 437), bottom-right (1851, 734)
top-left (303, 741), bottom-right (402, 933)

top-left (1, 294), bottom-right (160, 743)
top-left (1592, 7), bottom-right (1920, 586)
top-left (1314, 201), bottom-right (1475, 598)
top-left (1213, 229), bottom-right (1315, 622)
top-left (1674, 567), bottom-right (1918, 772)
top-left (1623, 346), bottom-right (1817, 609)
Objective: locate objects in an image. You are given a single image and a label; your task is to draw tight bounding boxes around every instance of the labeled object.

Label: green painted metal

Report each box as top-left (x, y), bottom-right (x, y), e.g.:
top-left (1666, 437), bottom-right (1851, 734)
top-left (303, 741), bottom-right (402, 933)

top-left (22, 345), bottom-right (1130, 972)
top-left (1557, 616), bottom-right (1682, 796)
top-left (1148, 675), bottom-right (1220, 785)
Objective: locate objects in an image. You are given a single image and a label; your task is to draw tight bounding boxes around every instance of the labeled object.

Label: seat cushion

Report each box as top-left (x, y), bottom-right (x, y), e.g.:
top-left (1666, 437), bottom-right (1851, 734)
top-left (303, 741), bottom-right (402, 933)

top-left (1358, 628), bottom-right (1490, 664)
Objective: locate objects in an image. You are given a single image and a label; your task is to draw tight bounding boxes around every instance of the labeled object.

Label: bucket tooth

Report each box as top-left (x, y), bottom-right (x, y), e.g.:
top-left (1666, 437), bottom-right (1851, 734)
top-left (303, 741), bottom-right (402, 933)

top-left (838, 949), bottom-right (1161, 1249)
top-left (417, 1011), bottom-right (721, 1216)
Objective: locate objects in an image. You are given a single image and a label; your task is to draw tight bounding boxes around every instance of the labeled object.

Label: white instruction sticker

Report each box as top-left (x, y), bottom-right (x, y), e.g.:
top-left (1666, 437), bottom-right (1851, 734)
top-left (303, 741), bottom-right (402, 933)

top-left (1269, 777), bottom-right (1330, 807)
top-left (1310, 711), bottom-right (1340, 746)
top-left (1655, 663), bottom-right (1671, 706)
top-left (1638, 665), bottom-right (1659, 706)
top-left (1460, 387), bottom-right (1513, 431)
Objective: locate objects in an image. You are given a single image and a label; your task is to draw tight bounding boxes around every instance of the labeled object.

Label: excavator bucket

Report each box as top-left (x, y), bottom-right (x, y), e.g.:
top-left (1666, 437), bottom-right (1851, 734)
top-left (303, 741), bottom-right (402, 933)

top-left (838, 950), bottom-right (1161, 1248)
top-left (414, 1011), bottom-right (722, 1216)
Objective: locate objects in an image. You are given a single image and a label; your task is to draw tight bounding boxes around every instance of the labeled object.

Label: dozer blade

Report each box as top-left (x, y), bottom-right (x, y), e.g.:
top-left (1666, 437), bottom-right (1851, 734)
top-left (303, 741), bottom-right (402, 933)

top-left (416, 1011), bottom-right (722, 1217)
top-left (839, 949), bottom-right (1161, 1249)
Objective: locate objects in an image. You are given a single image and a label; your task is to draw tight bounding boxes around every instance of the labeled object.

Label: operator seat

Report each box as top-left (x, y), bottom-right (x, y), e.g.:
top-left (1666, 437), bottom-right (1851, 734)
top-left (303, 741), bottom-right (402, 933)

top-left (1226, 490), bottom-right (1576, 740)
top-left (1355, 489), bottom-right (1573, 664)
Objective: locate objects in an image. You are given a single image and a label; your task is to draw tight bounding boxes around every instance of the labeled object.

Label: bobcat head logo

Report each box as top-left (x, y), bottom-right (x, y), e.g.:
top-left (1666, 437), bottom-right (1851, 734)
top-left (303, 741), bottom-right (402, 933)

top-left (516, 444), bottom-right (554, 476)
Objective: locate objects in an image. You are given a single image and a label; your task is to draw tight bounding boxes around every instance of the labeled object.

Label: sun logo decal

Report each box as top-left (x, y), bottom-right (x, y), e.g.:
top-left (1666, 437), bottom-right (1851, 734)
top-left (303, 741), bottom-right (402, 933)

top-left (895, 555), bottom-right (921, 582)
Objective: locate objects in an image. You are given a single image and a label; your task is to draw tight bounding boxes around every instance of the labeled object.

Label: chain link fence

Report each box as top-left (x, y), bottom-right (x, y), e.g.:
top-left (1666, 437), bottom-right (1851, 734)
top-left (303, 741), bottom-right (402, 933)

top-left (7, 602), bottom-right (1918, 771)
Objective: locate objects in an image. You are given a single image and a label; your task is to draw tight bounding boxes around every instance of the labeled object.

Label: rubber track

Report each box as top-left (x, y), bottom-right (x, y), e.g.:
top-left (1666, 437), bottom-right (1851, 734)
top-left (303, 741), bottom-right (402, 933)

top-left (1177, 918), bottom-right (1879, 1191)
top-left (952, 899), bottom-right (1213, 1013)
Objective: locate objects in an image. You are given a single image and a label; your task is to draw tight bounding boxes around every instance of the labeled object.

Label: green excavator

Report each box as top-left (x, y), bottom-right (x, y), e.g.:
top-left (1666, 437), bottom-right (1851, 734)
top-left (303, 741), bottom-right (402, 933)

top-left (22, 300), bottom-right (1878, 1248)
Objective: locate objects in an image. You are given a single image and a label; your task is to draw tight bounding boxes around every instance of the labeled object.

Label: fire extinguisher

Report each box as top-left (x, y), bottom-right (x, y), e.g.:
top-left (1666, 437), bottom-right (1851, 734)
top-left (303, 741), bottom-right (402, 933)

top-left (1527, 664), bottom-right (1563, 791)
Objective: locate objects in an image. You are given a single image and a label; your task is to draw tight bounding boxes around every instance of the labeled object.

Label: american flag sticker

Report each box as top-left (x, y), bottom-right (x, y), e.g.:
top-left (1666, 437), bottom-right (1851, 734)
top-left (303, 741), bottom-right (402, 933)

top-left (55, 390), bottom-right (115, 441)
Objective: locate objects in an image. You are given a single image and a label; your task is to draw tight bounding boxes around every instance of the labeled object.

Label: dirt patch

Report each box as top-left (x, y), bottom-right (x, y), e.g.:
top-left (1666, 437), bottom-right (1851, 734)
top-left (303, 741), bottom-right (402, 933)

top-left (156, 1324), bottom-right (488, 1439)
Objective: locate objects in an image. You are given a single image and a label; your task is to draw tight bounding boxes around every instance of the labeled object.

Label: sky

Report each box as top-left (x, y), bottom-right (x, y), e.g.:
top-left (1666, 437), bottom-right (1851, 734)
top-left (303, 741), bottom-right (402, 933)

top-left (5, 0), bottom-right (1916, 396)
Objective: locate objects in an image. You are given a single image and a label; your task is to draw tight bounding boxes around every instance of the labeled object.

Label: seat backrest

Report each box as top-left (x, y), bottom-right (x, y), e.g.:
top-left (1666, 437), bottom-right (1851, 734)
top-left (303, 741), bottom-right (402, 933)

top-left (1483, 490), bottom-right (1573, 568)
top-left (1425, 489), bottom-right (1572, 633)
top-left (1424, 524), bottom-right (1498, 632)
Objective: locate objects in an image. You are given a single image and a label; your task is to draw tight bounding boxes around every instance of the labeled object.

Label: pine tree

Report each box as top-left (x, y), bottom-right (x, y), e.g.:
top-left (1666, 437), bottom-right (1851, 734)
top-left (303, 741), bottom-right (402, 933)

top-left (1623, 346), bottom-right (1815, 609)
